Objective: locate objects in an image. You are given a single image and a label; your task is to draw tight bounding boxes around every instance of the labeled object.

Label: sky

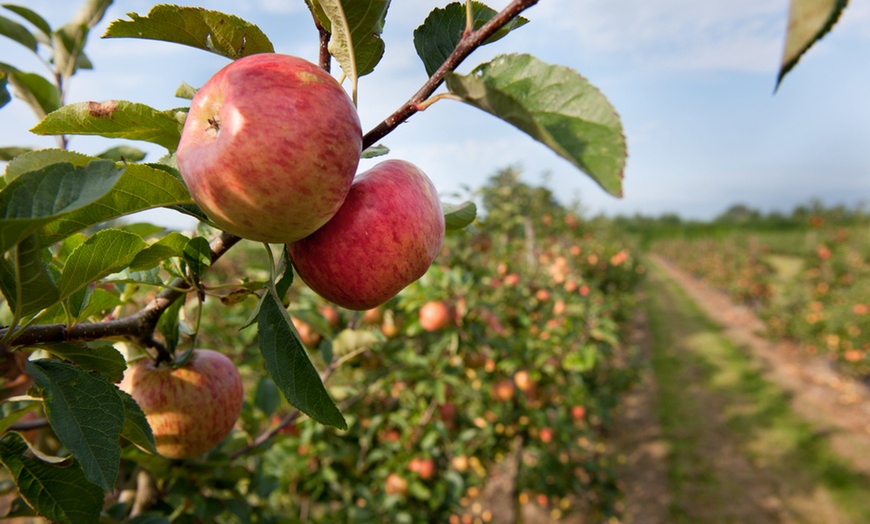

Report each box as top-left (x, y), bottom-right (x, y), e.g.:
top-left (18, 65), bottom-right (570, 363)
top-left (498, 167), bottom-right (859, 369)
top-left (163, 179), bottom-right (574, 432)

top-left (2, 0), bottom-right (869, 229)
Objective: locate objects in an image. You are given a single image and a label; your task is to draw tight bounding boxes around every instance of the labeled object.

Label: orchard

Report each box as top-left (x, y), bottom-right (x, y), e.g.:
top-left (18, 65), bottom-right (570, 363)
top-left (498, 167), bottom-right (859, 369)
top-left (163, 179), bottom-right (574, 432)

top-left (0, 0), bottom-right (850, 522)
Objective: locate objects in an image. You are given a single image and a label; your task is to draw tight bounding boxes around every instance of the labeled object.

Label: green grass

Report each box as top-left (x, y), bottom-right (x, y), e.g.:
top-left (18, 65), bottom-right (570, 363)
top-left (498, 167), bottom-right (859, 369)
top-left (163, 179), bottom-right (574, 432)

top-left (643, 260), bottom-right (870, 523)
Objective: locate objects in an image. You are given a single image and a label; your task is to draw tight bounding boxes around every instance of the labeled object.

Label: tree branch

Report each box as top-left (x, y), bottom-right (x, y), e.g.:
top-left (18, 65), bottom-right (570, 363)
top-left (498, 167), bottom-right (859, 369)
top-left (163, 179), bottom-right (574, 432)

top-left (0, 231), bottom-right (242, 349)
top-left (361, 0), bottom-right (539, 150)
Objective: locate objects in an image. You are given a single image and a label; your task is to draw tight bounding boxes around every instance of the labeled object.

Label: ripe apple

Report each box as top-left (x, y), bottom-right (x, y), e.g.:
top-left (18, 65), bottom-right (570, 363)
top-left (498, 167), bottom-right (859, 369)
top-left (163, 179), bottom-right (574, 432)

top-left (291, 317), bottom-right (322, 349)
top-left (385, 473), bottom-right (409, 496)
top-left (177, 53), bottom-right (362, 243)
top-left (490, 378), bottom-right (515, 402)
top-left (288, 160), bottom-right (445, 310)
top-left (513, 370), bottom-right (535, 393)
top-left (419, 300), bottom-right (451, 332)
top-left (120, 349), bottom-right (243, 459)
top-left (409, 457), bottom-right (436, 480)
top-left (539, 426), bottom-right (554, 443)
top-left (319, 305), bottom-right (342, 328)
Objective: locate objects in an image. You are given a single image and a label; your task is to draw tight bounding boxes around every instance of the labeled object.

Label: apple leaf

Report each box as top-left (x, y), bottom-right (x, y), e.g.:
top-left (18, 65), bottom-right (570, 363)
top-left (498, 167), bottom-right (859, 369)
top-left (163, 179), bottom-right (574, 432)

top-left (361, 143), bottom-right (389, 159)
top-left (117, 388), bottom-right (158, 455)
top-left (129, 232), bottom-right (192, 272)
top-left (26, 359), bottom-right (125, 491)
top-left (445, 54), bottom-right (626, 197)
top-left (0, 146), bottom-right (33, 162)
top-left (0, 13), bottom-right (38, 52)
top-left (103, 5), bottom-right (274, 60)
top-left (414, 2), bottom-right (528, 77)
top-left (258, 293), bottom-right (347, 430)
top-left (31, 100), bottom-right (185, 152)
top-left (254, 376), bottom-right (281, 417)
top-left (2, 4), bottom-right (53, 39)
top-left (0, 64), bottom-right (61, 120)
top-left (96, 145), bottom-right (147, 162)
top-left (776, 0), bottom-right (848, 90)
top-left (59, 229), bottom-right (147, 300)
top-left (3, 148), bottom-right (93, 183)
top-left (0, 69), bottom-right (9, 109)
top-left (41, 341), bottom-right (127, 383)
top-left (74, 289), bottom-right (121, 321)
top-left (183, 236), bottom-right (211, 278)
top-left (0, 158), bottom-right (123, 254)
top-left (442, 201), bottom-right (477, 230)
top-left (0, 433), bottom-right (104, 524)
top-left (0, 234), bottom-right (59, 318)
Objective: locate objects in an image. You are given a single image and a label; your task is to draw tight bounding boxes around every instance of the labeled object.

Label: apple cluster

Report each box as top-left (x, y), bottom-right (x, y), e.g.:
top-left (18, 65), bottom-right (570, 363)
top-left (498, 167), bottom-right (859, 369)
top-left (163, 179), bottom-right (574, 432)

top-left (177, 53), bottom-right (446, 310)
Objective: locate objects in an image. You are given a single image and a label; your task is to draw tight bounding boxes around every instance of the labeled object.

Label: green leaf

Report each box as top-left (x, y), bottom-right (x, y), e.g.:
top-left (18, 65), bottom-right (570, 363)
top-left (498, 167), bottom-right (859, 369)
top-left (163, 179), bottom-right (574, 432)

top-left (257, 293), bottom-right (346, 429)
top-left (2, 4), bottom-right (52, 38)
top-left (26, 359), bottom-right (125, 491)
top-left (103, 5), bottom-right (274, 59)
top-left (0, 146), bottom-right (34, 162)
top-left (307, 0), bottom-right (390, 100)
top-left (174, 81), bottom-right (198, 100)
top-left (361, 143), bottom-right (389, 159)
top-left (0, 235), bottom-right (59, 317)
top-left (69, 0), bottom-right (112, 30)
top-left (443, 201), bottom-right (476, 230)
top-left (0, 14), bottom-right (37, 52)
top-left (0, 159), bottom-right (124, 253)
top-left (777, 0), bottom-right (848, 90)
top-left (51, 25), bottom-right (89, 78)
top-left (156, 296), bottom-right (185, 354)
top-left (445, 54), bottom-right (626, 197)
top-left (129, 231), bottom-right (191, 272)
top-left (75, 288), bottom-right (121, 321)
top-left (59, 229), bottom-right (146, 300)
top-left (3, 148), bottom-right (93, 183)
top-left (96, 145), bottom-right (147, 162)
top-left (0, 63), bottom-right (62, 120)
top-left (183, 236), bottom-right (211, 277)
top-left (254, 376), bottom-right (280, 417)
top-left (0, 432), bottom-right (104, 524)
top-left (41, 341), bottom-right (126, 383)
top-left (414, 2), bottom-right (528, 77)
top-left (117, 388), bottom-right (158, 454)
top-left (30, 100), bottom-right (185, 152)
top-left (0, 69), bottom-right (9, 109)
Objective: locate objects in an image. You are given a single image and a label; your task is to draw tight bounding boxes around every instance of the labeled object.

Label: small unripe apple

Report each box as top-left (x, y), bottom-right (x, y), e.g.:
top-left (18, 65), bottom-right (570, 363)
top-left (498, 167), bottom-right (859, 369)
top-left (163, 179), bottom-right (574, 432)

top-left (419, 301), bottom-right (451, 332)
top-left (288, 160), bottom-right (445, 310)
top-left (120, 349), bottom-right (243, 459)
top-left (177, 53), bottom-right (361, 243)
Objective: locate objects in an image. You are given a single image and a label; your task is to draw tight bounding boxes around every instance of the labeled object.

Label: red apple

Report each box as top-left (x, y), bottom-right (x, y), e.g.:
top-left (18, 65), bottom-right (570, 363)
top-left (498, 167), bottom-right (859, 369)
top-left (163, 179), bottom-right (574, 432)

top-left (385, 473), bottom-right (409, 496)
top-left (291, 317), bottom-right (322, 349)
top-left (409, 457), bottom-right (436, 480)
top-left (177, 53), bottom-right (361, 243)
top-left (120, 349), bottom-right (243, 459)
top-left (419, 301), bottom-right (451, 332)
top-left (288, 160), bottom-right (445, 310)
top-left (513, 370), bottom-right (535, 393)
top-left (491, 378), bottom-right (515, 402)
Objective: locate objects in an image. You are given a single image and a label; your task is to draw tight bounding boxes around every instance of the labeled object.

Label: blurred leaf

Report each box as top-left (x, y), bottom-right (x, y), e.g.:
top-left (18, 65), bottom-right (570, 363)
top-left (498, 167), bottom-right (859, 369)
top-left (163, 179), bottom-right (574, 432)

top-left (26, 359), bottom-right (125, 491)
top-left (75, 288), bottom-right (121, 321)
top-left (59, 229), bottom-right (146, 300)
top-left (0, 13), bottom-right (37, 52)
top-left (31, 100), bottom-right (184, 151)
top-left (51, 0), bottom-right (111, 78)
top-left (2, 4), bottom-right (52, 38)
top-left (414, 1), bottom-right (528, 76)
top-left (103, 5), bottom-right (274, 59)
top-left (0, 69), bottom-right (9, 109)
top-left (446, 54), bottom-right (626, 197)
top-left (175, 81), bottom-right (197, 100)
top-left (257, 293), bottom-right (346, 429)
top-left (0, 403), bottom-right (39, 434)
top-left (129, 231), bottom-right (190, 271)
top-left (0, 146), bottom-right (32, 161)
top-left (331, 328), bottom-right (382, 356)
top-left (41, 341), bottom-right (126, 383)
top-left (96, 145), bottom-right (146, 162)
top-left (254, 376), bottom-right (280, 417)
top-left (117, 388), bottom-right (158, 454)
top-left (156, 296), bottom-right (184, 354)
top-left (777, 0), bottom-right (848, 89)
top-left (69, 0), bottom-right (112, 30)
top-left (0, 235), bottom-right (59, 317)
top-left (442, 200), bottom-right (476, 230)
top-left (361, 143), bottom-right (389, 158)
top-left (0, 63), bottom-right (61, 119)
top-left (0, 432), bottom-right (104, 524)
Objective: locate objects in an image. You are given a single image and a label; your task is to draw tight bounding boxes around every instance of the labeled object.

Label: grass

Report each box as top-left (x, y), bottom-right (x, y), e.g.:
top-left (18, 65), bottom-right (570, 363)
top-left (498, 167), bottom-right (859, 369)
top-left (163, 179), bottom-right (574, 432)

top-left (642, 260), bottom-right (870, 523)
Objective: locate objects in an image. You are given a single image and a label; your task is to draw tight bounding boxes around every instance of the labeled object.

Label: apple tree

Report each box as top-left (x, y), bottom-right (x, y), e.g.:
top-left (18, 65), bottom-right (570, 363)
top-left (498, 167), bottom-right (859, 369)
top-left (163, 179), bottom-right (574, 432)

top-left (0, 0), bottom-right (852, 521)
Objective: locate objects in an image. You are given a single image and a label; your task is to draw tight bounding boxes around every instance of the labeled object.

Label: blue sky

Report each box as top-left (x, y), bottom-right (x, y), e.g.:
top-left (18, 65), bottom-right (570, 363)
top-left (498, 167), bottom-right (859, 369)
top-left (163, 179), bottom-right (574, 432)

top-left (2, 0), bottom-right (869, 228)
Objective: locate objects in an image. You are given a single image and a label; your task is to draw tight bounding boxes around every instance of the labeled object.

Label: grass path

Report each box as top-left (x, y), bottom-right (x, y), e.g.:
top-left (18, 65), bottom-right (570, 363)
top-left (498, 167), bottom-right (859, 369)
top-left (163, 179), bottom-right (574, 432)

top-left (632, 259), bottom-right (870, 523)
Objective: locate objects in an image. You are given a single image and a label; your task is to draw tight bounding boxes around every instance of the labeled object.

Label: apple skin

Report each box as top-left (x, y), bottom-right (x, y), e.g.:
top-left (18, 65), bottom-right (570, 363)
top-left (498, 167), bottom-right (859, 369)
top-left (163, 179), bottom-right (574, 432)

top-left (120, 349), bottom-right (243, 460)
top-left (177, 53), bottom-right (361, 243)
top-left (419, 300), bottom-right (451, 332)
top-left (288, 160), bottom-right (445, 310)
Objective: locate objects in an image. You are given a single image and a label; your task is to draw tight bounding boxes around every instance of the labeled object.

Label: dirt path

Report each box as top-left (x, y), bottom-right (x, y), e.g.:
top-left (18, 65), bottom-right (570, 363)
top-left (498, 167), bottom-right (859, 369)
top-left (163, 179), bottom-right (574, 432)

top-left (613, 256), bottom-right (870, 523)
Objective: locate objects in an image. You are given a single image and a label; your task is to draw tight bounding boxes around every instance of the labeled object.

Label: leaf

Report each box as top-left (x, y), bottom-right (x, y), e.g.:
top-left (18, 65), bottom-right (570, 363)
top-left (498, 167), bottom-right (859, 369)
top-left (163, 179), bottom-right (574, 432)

top-left (0, 69), bottom-right (9, 109)
top-left (59, 229), bottom-right (146, 300)
top-left (26, 359), bottom-right (125, 491)
top-left (257, 293), bottom-right (346, 429)
top-left (776, 0), bottom-right (848, 89)
top-left (0, 402), bottom-right (39, 435)
top-left (0, 146), bottom-right (32, 161)
top-left (103, 5), bottom-right (274, 59)
top-left (442, 201), bottom-right (476, 230)
top-left (0, 159), bottom-right (124, 253)
top-left (96, 145), bottom-right (147, 162)
top-left (0, 63), bottom-right (62, 121)
top-left (361, 143), bottom-right (389, 159)
top-left (414, 1), bottom-right (528, 77)
top-left (445, 54), bottom-right (626, 197)
top-left (41, 341), bottom-right (126, 383)
top-left (2, 4), bottom-right (52, 38)
top-left (129, 231), bottom-right (191, 272)
top-left (308, 0), bottom-right (390, 99)
top-left (183, 236), bottom-right (211, 277)
top-left (254, 376), bottom-right (280, 417)
top-left (30, 100), bottom-right (185, 151)
top-left (117, 388), bottom-right (158, 454)
top-left (3, 148), bottom-right (93, 183)
top-left (174, 81), bottom-right (198, 100)
top-left (0, 432), bottom-right (104, 524)
top-left (0, 235), bottom-right (59, 317)
top-left (156, 297), bottom-right (185, 354)
top-left (0, 13), bottom-right (37, 52)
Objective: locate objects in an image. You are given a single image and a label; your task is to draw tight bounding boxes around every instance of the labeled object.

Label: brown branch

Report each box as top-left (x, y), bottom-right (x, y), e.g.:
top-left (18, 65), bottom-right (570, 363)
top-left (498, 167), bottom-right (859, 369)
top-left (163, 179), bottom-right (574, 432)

top-left (0, 231), bottom-right (242, 349)
top-left (361, 0), bottom-right (539, 150)
top-left (308, 6), bottom-right (331, 72)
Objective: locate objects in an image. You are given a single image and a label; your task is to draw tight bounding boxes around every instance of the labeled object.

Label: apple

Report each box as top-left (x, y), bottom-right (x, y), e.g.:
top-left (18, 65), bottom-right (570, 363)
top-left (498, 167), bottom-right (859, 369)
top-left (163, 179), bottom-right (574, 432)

top-left (571, 405), bottom-right (586, 421)
top-left (490, 378), bottom-right (515, 402)
top-left (177, 53), bottom-right (362, 243)
top-left (513, 370), bottom-right (534, 392)
top-left (419, 300), bottom-right (451, 332)
top-left (288, 160), bottom-right (445, 310)
top-left (539, 426), bottom-right (554, 443)
top-left (319, 305), bottom-right (342, 328)
top-left (409, 457), bottom-right (436, 480)
top-left (120, 349), bottom-right (243, 459)
top-left (385, 473), bottom-right (409, 496)
top-left (291, 317), bottom-right (322, 349)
